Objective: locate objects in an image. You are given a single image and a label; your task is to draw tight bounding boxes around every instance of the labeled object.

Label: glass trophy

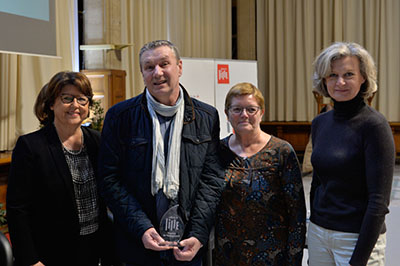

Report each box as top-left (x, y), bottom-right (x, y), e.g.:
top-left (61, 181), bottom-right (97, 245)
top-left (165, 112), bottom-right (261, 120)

top-left (159, 205), bottom-right (185, 247)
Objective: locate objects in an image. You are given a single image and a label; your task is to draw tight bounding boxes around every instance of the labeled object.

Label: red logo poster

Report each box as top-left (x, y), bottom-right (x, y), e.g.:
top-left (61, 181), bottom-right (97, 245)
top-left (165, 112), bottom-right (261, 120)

top-left (217, 64), bottom-right (229, 84)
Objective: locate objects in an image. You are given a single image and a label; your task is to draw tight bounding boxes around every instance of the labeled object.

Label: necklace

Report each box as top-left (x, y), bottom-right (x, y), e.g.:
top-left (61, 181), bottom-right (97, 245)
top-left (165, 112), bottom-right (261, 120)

top-left (60, 129), bottom-right (84, 155)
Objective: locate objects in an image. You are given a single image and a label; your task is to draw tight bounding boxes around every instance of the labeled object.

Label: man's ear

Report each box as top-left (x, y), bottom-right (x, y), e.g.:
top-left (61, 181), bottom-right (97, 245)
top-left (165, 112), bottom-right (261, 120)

top-left (178, 60), bottom-right (183, 77)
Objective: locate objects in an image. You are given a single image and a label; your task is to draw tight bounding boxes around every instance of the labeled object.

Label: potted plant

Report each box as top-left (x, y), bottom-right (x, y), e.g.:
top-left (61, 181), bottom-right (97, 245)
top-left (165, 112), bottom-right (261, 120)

top-left (89, 99), bottom-right (105, 131)
top-left (0, 202), bottom-right (7, 234)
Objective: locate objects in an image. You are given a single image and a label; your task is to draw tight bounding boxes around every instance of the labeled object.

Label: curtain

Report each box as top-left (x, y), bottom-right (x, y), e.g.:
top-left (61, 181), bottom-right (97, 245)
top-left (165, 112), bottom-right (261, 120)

top-left (121, 0), bottom-right (168, 99)
top-left (0, 56), bottom-right (18, 151)
top-left (0, 0), bottom-right (77, 150)
top-left (257, 0), bottom-right (400, 121)
top-left (121, 0), bottom-right (232, 98)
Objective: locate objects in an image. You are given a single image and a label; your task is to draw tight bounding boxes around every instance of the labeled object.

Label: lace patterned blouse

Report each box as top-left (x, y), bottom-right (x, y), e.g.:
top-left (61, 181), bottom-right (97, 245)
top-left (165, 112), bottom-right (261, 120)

top-left (215, 135), bottom-right (306, 266)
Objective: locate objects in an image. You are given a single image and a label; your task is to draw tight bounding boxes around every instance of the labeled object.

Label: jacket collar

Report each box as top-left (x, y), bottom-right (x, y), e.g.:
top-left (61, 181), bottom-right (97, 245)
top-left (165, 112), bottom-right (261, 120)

top-left (43, 123), bottom-right (78, 209)
top-left (140, 83), bottom-right (195, 124)
top-left (43, 124), bottom-right (98, 200)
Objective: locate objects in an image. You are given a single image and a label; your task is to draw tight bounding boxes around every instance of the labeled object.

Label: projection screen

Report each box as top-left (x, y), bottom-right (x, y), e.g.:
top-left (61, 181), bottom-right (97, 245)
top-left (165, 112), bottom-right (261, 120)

top-left (0, 0), bottom-right (56, 57)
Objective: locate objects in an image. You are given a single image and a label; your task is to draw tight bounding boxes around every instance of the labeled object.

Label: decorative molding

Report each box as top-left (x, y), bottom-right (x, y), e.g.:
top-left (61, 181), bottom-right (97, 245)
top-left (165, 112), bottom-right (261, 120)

top-left (79, 44), bottom-right (133, 51)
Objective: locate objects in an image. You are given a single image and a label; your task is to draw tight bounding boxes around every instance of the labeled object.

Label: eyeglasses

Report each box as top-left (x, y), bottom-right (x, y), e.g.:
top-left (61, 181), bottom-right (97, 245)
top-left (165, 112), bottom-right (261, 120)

top-left (60, 93), bottom-right (90, 106)
top-left (229, 106), bottom-right (260, 115)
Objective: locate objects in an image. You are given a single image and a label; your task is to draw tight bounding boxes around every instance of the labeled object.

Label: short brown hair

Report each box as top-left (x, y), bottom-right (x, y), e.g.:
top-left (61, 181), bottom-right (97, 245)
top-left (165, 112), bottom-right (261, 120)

top-left (34, 71), bottom-right (93, 125)
top-left (224, 82), bottom-right (265, 111)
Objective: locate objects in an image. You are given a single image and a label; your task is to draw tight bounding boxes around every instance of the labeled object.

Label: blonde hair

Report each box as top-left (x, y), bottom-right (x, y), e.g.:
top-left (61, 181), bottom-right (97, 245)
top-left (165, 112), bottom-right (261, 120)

top-left (224, 82), bottom-right (265, 111)
top-left (313, 42), bottom-right (377, 100)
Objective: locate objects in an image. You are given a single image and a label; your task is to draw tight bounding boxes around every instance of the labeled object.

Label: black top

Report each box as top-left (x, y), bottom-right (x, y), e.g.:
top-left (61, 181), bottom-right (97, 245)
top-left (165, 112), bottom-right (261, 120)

top-left (7, 124), bottom-right (114, 266)
top-left (310, 95), bottom-right (395, 266)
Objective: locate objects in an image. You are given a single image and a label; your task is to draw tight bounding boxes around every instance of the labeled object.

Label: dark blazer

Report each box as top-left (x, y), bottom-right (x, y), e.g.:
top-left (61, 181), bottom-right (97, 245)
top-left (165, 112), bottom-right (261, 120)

top-left (6, 124), bottom-right (114, 266)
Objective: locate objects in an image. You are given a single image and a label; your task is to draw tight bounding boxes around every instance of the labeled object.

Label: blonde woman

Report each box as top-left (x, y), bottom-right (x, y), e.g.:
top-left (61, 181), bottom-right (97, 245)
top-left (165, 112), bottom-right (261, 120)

top-left (308, 42), bottom-right (395, 266)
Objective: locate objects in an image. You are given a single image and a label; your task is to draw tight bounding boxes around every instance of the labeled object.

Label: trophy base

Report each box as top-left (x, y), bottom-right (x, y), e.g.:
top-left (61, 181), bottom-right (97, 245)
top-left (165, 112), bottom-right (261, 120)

top-left (158, 241), bottom-right (183, 248)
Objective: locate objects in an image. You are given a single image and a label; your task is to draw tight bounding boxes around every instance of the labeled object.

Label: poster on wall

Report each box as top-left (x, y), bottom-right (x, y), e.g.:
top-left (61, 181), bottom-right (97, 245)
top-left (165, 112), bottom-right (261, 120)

top-left (180, 58), bottom-right (258, 138)
top-left (217, 64), bottom-right (230, 84)
top-left (180, 58), bottom-right (215, 106)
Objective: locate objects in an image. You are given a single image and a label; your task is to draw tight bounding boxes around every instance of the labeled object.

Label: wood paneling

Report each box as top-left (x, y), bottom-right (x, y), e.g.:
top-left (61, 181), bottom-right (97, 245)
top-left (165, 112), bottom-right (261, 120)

top-left (391, 123), bottom-right (400, 157)
top-left (261, 122), bottom-right (311, 156)
top-left (261, 121), bottom-right (400, 158)
top-left (0, 152), bottom-right (11, 209)
top-left (81, 69), bottom-right (126, 111)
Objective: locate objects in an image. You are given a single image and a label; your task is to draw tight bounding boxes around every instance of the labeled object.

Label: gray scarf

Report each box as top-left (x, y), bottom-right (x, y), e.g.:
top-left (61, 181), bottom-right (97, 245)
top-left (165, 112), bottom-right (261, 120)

top-left (146, 88), bottom-right (184, 200)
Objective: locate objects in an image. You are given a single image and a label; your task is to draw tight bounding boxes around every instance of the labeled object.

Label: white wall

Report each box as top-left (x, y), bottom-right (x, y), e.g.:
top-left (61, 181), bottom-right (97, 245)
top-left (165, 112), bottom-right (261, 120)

top-left (180, 58), bottom-right (258, 138)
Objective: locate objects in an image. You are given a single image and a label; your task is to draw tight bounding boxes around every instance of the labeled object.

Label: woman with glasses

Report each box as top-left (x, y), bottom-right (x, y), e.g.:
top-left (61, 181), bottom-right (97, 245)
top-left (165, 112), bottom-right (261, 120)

top-left (214, 82), bottom-right (306, 265)
top-left (7, 71), bottom-right (115, 266)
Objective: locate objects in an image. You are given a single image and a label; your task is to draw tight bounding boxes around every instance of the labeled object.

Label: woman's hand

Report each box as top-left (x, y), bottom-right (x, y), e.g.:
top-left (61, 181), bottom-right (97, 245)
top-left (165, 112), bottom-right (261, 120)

top-left (32, 262), bottom-right (45, 266)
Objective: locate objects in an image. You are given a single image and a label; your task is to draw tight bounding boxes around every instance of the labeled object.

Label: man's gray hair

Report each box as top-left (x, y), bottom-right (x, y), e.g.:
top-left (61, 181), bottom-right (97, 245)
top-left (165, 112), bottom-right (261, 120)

top-left (139, 40), bottom-right (181, 71)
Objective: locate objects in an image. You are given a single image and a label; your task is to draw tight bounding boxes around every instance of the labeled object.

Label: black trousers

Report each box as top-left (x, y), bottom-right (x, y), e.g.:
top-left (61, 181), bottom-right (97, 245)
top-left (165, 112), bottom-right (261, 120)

top-left (124, 250), bottom-right (202, 266)
top-left (76, 231), bottom-right (101, 266)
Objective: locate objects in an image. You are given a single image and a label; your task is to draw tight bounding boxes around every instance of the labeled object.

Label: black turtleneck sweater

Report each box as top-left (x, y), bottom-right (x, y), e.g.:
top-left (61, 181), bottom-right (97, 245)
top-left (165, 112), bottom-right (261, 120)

top-left (310, 95), bottom-right (395, 266)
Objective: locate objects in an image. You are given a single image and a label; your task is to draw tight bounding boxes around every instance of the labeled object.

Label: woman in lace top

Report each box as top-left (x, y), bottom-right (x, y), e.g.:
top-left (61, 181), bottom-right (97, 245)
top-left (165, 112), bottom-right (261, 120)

top-left (215, 82), bottom-right (306, 266)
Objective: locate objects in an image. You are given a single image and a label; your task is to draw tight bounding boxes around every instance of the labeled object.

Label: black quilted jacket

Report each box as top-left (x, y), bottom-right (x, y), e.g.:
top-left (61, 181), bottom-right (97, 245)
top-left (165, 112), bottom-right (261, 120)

top-left (98, 85), bottom-right (225, 265)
